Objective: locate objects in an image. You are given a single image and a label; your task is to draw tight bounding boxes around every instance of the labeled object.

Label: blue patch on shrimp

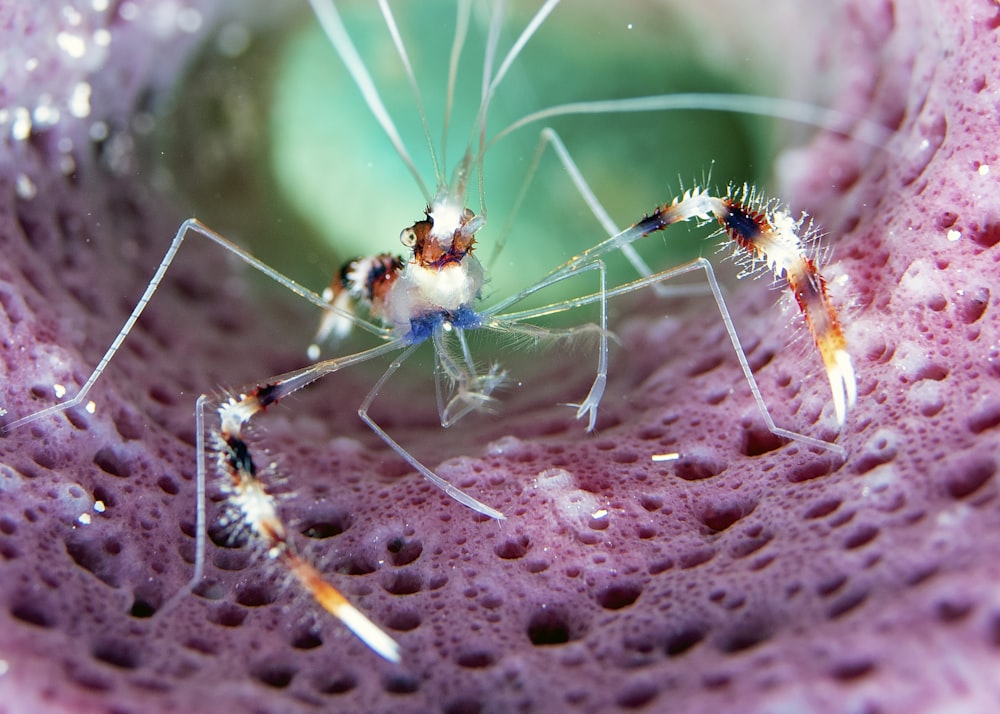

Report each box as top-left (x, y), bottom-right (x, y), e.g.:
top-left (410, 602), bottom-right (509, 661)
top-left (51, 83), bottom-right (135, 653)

top-left (406, 305), bottom-right (482, 344)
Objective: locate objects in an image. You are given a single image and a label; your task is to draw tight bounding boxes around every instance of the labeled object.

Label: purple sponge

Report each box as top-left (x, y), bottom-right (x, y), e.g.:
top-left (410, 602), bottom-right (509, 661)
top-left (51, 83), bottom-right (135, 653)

top-left (2, 1), bottom-right (999, 713)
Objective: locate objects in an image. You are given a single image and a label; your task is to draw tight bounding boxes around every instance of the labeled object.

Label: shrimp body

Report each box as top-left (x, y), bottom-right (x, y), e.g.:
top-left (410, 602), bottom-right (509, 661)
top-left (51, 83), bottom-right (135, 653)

top-left (314, 190), bottom-right (486, 348)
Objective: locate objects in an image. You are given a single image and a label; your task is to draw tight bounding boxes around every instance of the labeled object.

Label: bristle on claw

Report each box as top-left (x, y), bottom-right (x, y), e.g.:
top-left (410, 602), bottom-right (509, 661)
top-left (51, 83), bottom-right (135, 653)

top-left (646, 184), bottom-right (857, 427)
top-left (216, 392), bottom-right (400, 661)
top-left (715, 186), bottom-right (857, 427)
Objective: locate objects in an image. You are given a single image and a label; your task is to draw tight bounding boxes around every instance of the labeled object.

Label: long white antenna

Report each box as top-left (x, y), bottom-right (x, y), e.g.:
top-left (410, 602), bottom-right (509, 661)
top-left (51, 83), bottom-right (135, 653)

top-left (308, 0), bottom-right (431, 202)
top-left (489, 93), bottom-right (897, 150)
top-left (479, 1), bottom-right (505, 116)
top-left (441, 0), bottom-right (472, 173)
top-left (377, 0), bottom-right (442, 188)
top-left (484, 0), bottom-right (561, 102)
top-left (472, 0), bottom-right (562, 215)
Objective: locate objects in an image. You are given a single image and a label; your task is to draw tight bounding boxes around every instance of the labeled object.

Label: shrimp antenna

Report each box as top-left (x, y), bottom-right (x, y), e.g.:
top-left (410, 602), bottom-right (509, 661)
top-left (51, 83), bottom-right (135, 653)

top-left (489, 93), bottom-right (897, 150)
top-left (459, 0), bottom-right (505, 214)
top-left (308, 0), bottom-right (432, 203)
top-left (470, 0), bottom-right (562, 215)
top-left (441, 0), bottom-right (472, 174)
top-left (484, 0), bottom-right (561, 103)
top-left (376, 0), bottom-right (442, 188)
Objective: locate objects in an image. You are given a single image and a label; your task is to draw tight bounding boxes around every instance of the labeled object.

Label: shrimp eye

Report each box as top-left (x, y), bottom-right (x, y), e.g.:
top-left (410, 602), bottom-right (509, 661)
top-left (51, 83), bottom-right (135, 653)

top-left (400, 227), bottom-right (418, 247)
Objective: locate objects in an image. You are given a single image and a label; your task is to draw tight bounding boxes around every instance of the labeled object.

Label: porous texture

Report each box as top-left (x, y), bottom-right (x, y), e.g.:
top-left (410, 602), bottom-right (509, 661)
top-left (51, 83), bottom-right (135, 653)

top-left (2, 1), bottom-right (1000, 713)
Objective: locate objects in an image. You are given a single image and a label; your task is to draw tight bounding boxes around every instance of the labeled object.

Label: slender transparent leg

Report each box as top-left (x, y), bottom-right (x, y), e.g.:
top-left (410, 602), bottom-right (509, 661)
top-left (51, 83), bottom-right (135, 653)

top-left (2, 218), bottom-right (388, 432)
top-left (159, 393), bottom-right (211, 617)
top-left (358, 340), bottom-right (506, 521)
top-left (484, 259), bottom-right (609, 431)
top-left (489, 126), bottom-right (707, 305)
top-left (431, 327), bottom-right (508, 428)
top-left (489, 126), bottom-right (650, 282)
top-left (496, 257), bottom-right (848, 458)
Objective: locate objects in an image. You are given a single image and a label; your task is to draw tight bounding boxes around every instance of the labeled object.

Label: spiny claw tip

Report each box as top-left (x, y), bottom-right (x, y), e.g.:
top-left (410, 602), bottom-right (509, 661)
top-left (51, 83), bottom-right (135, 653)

top-left (337, 604), bottom-right (402, 663)
top-left (827, 348), bottom-right (856, 428)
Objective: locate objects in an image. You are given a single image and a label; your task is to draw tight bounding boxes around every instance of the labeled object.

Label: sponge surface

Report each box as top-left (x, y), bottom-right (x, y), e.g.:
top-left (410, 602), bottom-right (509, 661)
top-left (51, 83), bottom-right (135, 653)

top-left (1, 2), bottom-right (999, 713)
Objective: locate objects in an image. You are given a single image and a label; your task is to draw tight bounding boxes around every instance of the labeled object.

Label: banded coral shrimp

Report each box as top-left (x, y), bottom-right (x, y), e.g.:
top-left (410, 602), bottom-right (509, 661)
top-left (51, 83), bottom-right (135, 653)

top-left (0, 0), bottom-right (873, 667)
